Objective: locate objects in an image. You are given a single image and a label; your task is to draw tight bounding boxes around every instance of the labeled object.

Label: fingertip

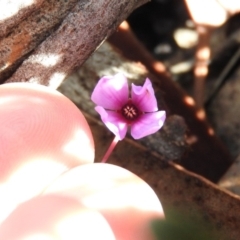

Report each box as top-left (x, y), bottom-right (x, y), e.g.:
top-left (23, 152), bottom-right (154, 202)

top-left (0, 83), bottom-right (95, 222)
top-left (0, 194), bottom-right (115, 240)
top-left (44, 163), bottom-right (164, 240)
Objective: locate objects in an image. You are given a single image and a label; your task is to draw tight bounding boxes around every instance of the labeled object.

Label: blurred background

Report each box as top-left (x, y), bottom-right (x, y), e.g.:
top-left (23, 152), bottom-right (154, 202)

top-left (127, 0), bottom-right (240, 161)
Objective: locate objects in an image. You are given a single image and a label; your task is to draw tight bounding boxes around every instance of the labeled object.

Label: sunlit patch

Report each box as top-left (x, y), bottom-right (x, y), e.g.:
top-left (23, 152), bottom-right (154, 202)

top-left (6, 158), bottom-right (67, 198)
top-left (170, 60), bottom-right (193, 74)
top-left (173, 28), bottom-right (198, 49)
top-left (0, 96), bottom-right (19, 105)
top-left (0, 0), bottom-right (35, 21)
top-left (219, 176), bottom-right (240, 194)
top-left (194, 65), bottom-right (208, 77)
top-left (30, 54), bottom-right (61, 67)
top-left (196, 108), bottom-right (206, 120)
top-left (119, 20), bottom-right (129, 31)
top-left (174, 164), bottom-right (185, 171)
top-left (196, 47), bottom-right (210, 60)
top-left (119, 122), bottom-right (127, 130)
top-left (0, 62), bottom-right (10, 72)
top-left (95, 45), bottom-right (147, 79)
top-left (152, 61), bottom-right (166, 73)
top-left (28, 77), bottom-right (40, 84)
top-left (24, 233), bottom-right (53, 240)
top-left (99, 63), bottom-right (146, 80)
top-left (48, 72), bottom-right (66, 89)
top-left (219, 155), bottom-right (240, 194)
top-left (107, 73), bottom-right (127, 91)
top-left (63, 129), bottom-right (94, 163)
top-left (183, 96), bottom-right (195, 106)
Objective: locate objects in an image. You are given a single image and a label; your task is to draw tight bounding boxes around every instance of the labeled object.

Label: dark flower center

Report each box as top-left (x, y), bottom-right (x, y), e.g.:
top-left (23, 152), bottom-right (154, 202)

top-left (121, 103), bottom-right (140, 121)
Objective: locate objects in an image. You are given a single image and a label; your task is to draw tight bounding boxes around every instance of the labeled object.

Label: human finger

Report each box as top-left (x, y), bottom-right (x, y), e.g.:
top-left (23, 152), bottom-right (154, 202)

top-left (0, 194), bottom-right (115, 240)
top-left (43, 163), bottom-right (164, 240)
top-left (0, 83), bottom-right (94, 223)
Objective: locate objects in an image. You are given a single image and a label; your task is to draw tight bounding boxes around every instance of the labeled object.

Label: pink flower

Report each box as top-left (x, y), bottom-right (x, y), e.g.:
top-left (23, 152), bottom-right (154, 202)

top-left (91, 73), bottom-right (166, 140)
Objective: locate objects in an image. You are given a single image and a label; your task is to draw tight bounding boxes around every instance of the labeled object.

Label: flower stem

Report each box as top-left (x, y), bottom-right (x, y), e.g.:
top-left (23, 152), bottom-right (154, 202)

top-left (101, 136), bottom-right (119, 163)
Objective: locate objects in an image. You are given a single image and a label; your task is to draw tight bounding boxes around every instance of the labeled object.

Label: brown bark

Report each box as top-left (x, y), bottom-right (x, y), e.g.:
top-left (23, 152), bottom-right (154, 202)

top-left (0, 0), bottom-right (44, 38)
top-left (0, 0), bottom-right (81, 83)
top-left (0, 0), bottom-right (149, 85)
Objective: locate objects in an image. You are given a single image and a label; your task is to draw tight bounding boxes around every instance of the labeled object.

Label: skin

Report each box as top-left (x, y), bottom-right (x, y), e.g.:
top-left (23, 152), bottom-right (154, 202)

top-left (0, 83), bottom-right (164, 239)
top-left (0, 83), bottom-right (95, 223)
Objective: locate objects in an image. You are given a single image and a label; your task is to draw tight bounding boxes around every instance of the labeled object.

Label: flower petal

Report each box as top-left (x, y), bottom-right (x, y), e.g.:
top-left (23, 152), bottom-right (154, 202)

top-left (95, 106), bottom-right (128, 140)
top-left (91, 73), bottom-right (129, 110)
top-left (131, 78), bottom-right (158, 112)
top-left (131, 111), bottom-right (166, 139)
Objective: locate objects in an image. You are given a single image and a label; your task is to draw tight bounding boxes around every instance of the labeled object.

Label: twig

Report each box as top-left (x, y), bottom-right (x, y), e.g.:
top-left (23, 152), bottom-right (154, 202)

top-left (0, 0), bottom-right (149, 86)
